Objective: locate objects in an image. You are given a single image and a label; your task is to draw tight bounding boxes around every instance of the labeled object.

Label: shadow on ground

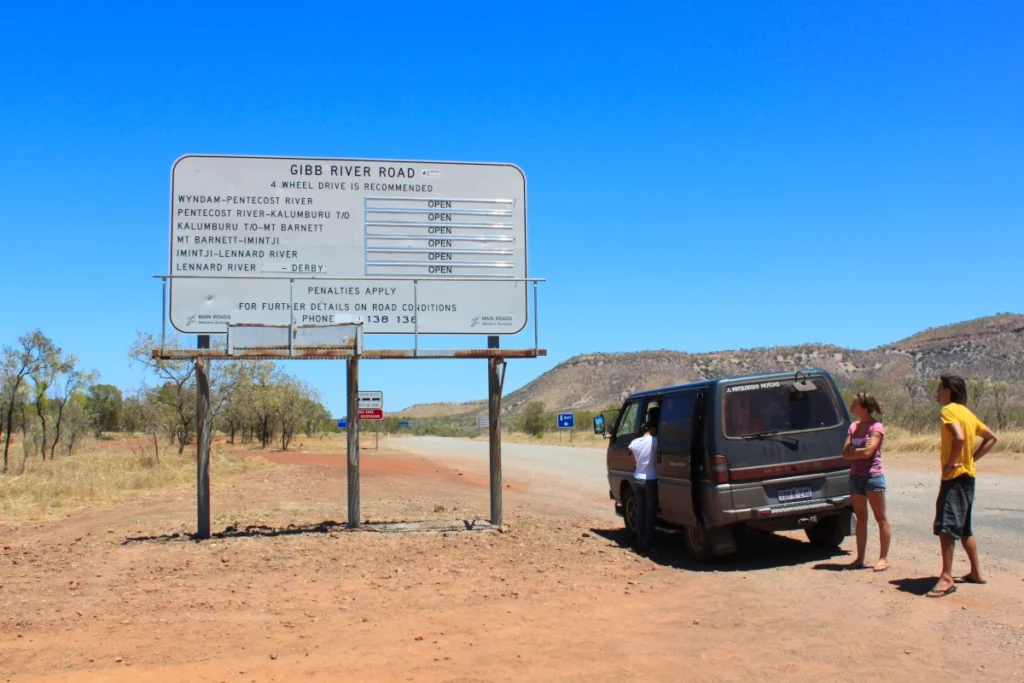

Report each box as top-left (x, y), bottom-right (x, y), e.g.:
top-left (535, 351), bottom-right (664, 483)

top-left (889, 577), bottom-right (941, 596)
top-left (591, 527), bottom-right (848, 572)
top-left (123, 519), bottom-right (496, 544)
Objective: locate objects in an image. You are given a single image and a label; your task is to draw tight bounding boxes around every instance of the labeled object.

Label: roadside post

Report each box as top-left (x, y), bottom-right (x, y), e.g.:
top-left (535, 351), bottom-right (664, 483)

top-left (347, 357), bottom-right (359, 527)
top-left (195, 358), bottom-right (211, 539)
top-left (154, 155), bottom-right (545, 537)
top-left (487, 336), bottom-right (505, 526)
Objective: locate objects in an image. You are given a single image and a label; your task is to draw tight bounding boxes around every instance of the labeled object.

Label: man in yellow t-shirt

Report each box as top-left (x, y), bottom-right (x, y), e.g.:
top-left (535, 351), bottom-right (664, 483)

top-left (927, 374), bottom-right (999, 598)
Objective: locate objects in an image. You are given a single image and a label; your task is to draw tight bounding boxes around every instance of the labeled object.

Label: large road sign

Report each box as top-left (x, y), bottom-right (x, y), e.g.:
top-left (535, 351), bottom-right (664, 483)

top-left (169, 155), bottom-right (528, 335)
top-left (557, 413), bottom-right (575, 429)
top-left (398, 421), bottom-right (410, 429)
top-left (357, 391), bottom-right (383, 410)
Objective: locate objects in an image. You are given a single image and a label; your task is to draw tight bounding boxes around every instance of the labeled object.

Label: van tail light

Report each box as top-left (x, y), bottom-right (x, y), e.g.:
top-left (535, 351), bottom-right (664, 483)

top-left (712, 455), bottom-right (730, 485)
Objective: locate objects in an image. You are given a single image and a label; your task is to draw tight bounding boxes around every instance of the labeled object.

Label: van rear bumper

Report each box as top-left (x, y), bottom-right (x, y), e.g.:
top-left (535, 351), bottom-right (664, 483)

top-left (721, 495), bottom-right (852, 524)
top-left (707, 467), bottom-right (850, 524)
top-left (703, 472), bottom-right (852, 528)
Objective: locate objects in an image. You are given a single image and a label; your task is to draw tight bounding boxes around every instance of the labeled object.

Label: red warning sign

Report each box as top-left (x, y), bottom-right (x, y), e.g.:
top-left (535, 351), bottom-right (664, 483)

top-left (358, 408), bottom-right (384, 421)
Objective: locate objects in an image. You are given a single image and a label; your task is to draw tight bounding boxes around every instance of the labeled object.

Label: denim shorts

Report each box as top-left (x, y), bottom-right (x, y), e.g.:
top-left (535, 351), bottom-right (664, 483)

top-left (850, 473), bottom-right (886, 496)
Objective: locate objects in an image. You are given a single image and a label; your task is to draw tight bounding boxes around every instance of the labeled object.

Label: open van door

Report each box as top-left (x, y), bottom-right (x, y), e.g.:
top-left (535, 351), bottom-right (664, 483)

top-left (607, 402), bottom-right (640, 478)
top-left (655, 390), bottom-right (701, 527)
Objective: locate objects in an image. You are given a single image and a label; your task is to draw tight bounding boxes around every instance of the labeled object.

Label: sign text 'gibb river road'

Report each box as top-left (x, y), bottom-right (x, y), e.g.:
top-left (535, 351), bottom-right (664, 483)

top-left (169, 155), bottom-right (528, 335)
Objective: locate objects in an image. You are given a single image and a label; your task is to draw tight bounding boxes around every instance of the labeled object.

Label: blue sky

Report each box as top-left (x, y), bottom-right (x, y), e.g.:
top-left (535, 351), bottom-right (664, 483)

top-left (1, 2), bottom-right (1021, 414)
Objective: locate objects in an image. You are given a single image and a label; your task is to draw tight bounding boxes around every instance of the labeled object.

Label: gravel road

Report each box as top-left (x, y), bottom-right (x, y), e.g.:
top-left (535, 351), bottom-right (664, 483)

top-left (397, 436), bottom-right (1024, 567)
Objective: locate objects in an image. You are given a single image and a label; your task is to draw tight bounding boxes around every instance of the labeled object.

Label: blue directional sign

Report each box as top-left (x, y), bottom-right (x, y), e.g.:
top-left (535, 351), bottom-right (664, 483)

top-left (398, 421), bottom-right (410, 428)
top-left (337, 418), bottom-right (348, 429)
top-left (557, 413), bottom-right (575, 429)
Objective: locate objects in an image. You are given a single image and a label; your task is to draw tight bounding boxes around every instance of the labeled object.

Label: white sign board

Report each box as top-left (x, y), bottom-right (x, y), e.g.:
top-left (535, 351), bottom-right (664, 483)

top-left (476, 415), bottom-right (490, 429)
top-left (169, 155), bottom-right (528, 335)
top-left (357, 391), bottom-right (383, 410)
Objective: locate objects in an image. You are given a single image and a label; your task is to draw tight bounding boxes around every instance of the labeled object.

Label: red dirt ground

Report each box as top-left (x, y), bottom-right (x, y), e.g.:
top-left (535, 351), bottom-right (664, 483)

top-left (2, 448), bottom-right (1022, 682)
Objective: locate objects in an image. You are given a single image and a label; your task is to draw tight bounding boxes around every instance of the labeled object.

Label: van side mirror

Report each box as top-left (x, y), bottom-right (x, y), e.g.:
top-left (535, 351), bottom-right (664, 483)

top-left (593, 415), bottom-right (606, 436)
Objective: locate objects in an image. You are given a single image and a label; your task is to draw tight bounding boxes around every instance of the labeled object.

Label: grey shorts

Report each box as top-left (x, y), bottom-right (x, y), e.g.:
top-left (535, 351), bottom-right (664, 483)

top-left (850, 474), bottom-right (886, 496)
top-left (934, 474), bottom-right (975, 539)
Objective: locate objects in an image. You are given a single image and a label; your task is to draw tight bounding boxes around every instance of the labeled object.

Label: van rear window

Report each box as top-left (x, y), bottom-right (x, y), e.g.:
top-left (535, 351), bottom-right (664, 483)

top-left (723, 378), bottom-right (840, 438)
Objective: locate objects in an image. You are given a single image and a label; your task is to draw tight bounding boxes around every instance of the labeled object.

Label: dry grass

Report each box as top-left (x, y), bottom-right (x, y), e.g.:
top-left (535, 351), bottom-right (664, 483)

top-left (885, 426), bottom-right (1024, 456)
top-left (470, 430), bottom-right (608, 448)
top-left (0, 439), bottom-right (272, 522)
top-left (238, 432), bottom-right (391, 455)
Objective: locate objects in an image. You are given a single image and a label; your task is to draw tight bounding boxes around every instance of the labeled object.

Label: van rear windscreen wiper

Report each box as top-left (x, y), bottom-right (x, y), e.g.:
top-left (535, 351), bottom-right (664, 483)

top-left (742, 430), bottom-right (780, 440)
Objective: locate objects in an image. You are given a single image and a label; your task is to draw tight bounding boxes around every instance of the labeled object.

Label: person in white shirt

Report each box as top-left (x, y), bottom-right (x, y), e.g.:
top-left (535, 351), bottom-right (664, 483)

top-left (629, 421), bottom-right (658, 555)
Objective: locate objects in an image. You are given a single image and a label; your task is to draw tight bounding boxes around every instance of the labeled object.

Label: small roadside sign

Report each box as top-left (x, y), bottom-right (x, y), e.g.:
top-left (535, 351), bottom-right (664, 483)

top-left (476, 415), bottom-right (489, 429)
top-left (337, 418), bottom-right (348, 429)
top-left (359, 408), bottom-right (384, 421)
top-left (557, 413), bottom-right (575, 429)
top-left (398, 421), bottom-right (410, 428)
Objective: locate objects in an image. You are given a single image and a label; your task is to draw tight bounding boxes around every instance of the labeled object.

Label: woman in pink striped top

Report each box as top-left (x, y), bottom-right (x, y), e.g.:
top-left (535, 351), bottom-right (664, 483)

top-left (842, 392), bottom-right (891, 572)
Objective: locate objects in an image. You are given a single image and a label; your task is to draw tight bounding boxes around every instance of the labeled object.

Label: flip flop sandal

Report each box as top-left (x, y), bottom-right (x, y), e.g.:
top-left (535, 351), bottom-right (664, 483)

top-left (873, 564), bottom-right (889, 573)
top-left (926, 585), bottom-right (958, 598)
top-left (960, 574), bottom-right (987, 584)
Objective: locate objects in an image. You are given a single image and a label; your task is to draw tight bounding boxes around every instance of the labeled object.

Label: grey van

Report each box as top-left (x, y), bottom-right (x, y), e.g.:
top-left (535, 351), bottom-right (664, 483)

top-left (594, 370), bottom-right (853, 560)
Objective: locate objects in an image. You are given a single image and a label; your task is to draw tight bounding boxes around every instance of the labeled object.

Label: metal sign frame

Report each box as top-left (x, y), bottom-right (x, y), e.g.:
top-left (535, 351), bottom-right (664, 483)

top-left (153, 276), bottom-right (543, 539)
top-left (157, 155), bottom-right (542, 540)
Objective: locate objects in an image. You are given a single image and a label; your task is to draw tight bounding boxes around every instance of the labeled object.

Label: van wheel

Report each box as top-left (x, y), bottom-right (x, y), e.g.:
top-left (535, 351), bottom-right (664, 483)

top-left (805, 515), bottom-right (845, 548)
top-left (684, 523), bottom-right (714, 562)
top-left (621, 486), bottom-right (638, 540)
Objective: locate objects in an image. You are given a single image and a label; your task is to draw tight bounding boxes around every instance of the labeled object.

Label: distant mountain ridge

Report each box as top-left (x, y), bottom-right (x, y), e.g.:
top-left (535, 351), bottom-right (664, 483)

top-left (396, 314), bottom-right (1024, 417)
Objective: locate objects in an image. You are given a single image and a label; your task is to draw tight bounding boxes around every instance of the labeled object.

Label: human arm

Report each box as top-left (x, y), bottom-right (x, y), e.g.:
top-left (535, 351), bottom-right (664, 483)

top-left (843, 433), bottom-right (882, 460)
top-left (973, 426), bottom-right (998, 463)
top-left (943, 421), bottom-right (965, 475)
top-left (841, 433), bottom-right (854, 459)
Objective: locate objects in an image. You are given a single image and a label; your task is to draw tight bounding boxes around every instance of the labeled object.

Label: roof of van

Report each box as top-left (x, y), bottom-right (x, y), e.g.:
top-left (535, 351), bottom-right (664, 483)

top-left (625, 368), bottom-right (833, 400)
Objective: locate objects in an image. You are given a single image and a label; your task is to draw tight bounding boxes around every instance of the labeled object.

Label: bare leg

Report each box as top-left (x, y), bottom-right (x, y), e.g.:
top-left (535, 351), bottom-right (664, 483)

top-left (960, 536), bottom-right (985, 583)
top-left (848, 494), bottom-right (868, 568)
top-left (929, 534), bottom-right (957, 595)
top-left (867, 491), bottom-right (891, 571)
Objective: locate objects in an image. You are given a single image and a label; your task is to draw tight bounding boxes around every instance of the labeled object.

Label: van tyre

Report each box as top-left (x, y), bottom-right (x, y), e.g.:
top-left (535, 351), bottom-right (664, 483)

top-left (621, 486), bottom-right (638, 541)
top-left (805, 515), bottom-right (846, 548)
top-left (684, 523), bottom-right (714, 562)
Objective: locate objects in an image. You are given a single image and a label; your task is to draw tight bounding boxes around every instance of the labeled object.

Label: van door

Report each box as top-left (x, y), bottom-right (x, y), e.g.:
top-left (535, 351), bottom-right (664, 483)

top-left (607, 400), bottom-right (642, 478)
top-left (656, 390), bottom-right (700, 526)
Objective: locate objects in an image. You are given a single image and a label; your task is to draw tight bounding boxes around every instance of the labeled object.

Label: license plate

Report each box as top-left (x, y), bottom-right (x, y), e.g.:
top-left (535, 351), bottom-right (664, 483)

top-left (778, 486), bottom-right (813, 502)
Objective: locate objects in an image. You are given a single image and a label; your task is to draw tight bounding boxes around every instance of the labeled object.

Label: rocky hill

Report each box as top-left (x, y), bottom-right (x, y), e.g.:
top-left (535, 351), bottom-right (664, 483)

top-left (395, 400), bottom-right (487, 419)
top-left (398, 314), bottom-right (1024, 416)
